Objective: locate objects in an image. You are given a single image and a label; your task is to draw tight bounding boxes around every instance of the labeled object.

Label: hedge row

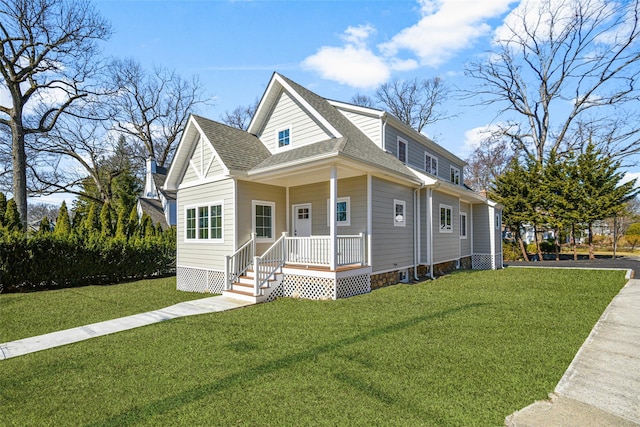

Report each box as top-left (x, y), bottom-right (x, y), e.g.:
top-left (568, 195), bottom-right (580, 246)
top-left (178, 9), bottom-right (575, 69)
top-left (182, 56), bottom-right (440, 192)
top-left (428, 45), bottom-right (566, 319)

top-left (0, 233), bottom-right (176, 293)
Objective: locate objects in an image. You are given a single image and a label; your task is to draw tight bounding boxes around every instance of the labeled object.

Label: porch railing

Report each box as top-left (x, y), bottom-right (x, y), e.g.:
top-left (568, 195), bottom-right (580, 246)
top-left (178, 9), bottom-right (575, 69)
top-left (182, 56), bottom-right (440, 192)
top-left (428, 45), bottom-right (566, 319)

top-left (285, 233), bottom-right (366, 267)
top-left (253, 233), bottom-right (287, 296)
top-left (225, 233), bottom-right (255, 290)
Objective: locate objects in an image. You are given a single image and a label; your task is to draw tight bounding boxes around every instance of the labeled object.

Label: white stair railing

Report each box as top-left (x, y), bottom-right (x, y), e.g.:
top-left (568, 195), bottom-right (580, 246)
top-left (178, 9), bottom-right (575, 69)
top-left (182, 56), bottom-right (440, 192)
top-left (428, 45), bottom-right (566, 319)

top-left (253, 232), bottom-right (287, 296)
top-left (225, 233), bottom-right (255, 290)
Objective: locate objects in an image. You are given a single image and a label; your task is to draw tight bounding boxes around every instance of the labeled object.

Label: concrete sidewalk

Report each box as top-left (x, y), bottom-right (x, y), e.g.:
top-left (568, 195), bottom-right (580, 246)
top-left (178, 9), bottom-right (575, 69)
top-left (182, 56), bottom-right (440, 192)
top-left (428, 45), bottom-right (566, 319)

top-left (0, 296), bottom-right (253, 360)
top-left (506, 278), bottom-right (640, 426)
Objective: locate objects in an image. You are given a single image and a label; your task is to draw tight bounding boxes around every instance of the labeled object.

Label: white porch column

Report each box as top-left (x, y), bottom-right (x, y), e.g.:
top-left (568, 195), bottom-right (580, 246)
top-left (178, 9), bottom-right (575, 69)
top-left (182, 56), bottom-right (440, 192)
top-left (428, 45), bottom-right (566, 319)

top-left (329, 165), bottom-right (337, 270)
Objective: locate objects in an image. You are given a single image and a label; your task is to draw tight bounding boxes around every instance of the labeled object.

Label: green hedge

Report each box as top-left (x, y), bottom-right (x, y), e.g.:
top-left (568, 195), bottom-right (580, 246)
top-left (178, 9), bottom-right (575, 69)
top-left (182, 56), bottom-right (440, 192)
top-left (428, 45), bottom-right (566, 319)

top-left (0, 233), bottom-right (175, 293)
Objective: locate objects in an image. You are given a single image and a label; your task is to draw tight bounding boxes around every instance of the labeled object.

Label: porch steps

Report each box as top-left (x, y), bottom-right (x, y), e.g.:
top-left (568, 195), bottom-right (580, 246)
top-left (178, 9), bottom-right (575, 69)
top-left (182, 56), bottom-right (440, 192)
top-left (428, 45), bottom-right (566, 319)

top-left (222, 269), bottom-right (283, 304)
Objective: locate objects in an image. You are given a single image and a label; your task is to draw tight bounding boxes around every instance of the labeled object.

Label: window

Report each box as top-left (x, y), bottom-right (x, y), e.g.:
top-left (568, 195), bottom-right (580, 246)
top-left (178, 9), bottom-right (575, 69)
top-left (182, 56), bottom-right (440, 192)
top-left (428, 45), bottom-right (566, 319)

top-left (327, 196), bottom-right (350, 226)
top-left (185, 202), bottom-right (223, 241)
top-left (253, 200), bottom-right (275, 241)
top-left (397, 138), bottom-right (407, 163)
top-left (450, 166), bottom-right (460, 185)
top-left (425, 153), bottom-right (438, 176)
top-left (186, 208), bottom-right (196, 239)
top-left (440, 204), bottom-right (452, 233)
top-left (460, 212), bottom-right (467, 239)
top-left (496, 212), bottom-right (501, 230)
top-left (277, 127), bottom-right (290, 147)
top-left (394, 199), bottom-right (406, 227)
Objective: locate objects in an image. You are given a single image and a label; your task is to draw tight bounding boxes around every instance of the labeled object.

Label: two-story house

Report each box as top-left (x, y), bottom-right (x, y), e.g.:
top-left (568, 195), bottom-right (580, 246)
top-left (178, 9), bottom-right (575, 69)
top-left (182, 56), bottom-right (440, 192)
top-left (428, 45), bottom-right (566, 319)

top-left (164, 73), bottom-right (503, 302)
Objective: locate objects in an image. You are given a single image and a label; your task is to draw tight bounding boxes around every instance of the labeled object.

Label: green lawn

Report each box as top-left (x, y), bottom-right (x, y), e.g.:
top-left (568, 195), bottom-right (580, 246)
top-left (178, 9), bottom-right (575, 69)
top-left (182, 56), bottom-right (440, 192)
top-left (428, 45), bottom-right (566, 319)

top-left (0, 268), bottom-right (627, 426)
top-left (0, 277), bottom-right (208, 343)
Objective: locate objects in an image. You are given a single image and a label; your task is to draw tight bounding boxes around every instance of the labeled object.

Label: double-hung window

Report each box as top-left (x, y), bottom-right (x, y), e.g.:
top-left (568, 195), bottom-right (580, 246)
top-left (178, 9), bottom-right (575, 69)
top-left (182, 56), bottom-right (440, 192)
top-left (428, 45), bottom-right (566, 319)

top-left (450, 166), bottom-right (460, 185)
top-left (253, 200), bottom-right (275, 242)
top-left (440, 204), bottom-right (452, 233)
top-left (425, 153), bottom-right (438, 176)
top-left (460, 212), bottom-right (467, 239)
top-left (394, 199), bottom-right (406, 227)
top-left (397, 138), bottom-right (407, 163)
top-left (327, 196), bottom-right (350, 226)
top-left (185, 202), bottom-right (224, 242)
top-left (277, 127), bottom-right (290, 148)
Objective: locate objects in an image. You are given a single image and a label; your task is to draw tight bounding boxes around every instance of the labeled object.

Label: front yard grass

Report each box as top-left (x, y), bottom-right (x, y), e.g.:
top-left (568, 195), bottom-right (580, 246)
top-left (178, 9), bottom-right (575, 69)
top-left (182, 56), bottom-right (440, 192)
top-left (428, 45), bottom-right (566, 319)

top-left (0, 277), bottom-right (208, 343)
top-left (0, 268), bottom-right (627, 426)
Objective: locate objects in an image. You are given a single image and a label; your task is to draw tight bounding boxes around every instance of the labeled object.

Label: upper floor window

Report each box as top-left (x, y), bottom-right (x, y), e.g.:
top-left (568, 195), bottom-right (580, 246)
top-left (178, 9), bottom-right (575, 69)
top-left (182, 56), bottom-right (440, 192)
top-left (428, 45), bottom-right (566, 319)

top-left (450, 166), bottom-right (460, 185)
top-left (397, 138), bottom-right (407, 163)
top-left (425, 153), bottom-right (438, 176)
top-left (185, 202), bottom-right (224, 242)
top-left (277, 127), bottom-right (290, 148)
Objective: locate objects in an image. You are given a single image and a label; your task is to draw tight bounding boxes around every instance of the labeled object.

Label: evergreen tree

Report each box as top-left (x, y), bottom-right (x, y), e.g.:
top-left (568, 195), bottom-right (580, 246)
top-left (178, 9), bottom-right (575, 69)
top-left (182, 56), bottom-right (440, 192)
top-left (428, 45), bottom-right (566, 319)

top-left (573, 143), bottom-right (639, 259)
top-left (38, 216), bottom-right (52, 234)
top-left (82, 202), bottom-right (100, 236)
top-left (54, 201), bottom-right (72, 236)
top-left (115, 207), bottom-right (127, 240)
top-left (141, 213), bottom-right (155, 238)
top-left (100, 203), bottom-right (113, 238)
top-left (127, 205), bottom-right (139, 238)
top-left (0, 192), bottom-right (6, 227)
top-left (4, 199), bottom-right (22, 232)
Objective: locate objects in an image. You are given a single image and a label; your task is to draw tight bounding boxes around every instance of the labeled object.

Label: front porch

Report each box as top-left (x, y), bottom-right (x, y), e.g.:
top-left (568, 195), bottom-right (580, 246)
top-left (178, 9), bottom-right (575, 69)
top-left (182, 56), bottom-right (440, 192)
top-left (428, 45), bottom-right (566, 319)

top-left (222, 232), bottom-right (371, 302)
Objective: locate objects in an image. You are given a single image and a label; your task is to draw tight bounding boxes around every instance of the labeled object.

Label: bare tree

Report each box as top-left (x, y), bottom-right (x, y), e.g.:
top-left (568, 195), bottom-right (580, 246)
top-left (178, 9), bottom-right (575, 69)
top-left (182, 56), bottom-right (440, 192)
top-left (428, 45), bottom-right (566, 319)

top-left (0, 0), bottom-right (111, 229)
top-left (465, 134), bottom-right (514, 192)
top-left (350, 93), bottom-right (376, 108)
top-left (109, 58), bottom-right (209, 167)
top-left (466, 0), bottom-right (640, 164)
top-left (375, 77), bottom-right (449, 133)
top-left (221, 98), bottom-right (259, 131)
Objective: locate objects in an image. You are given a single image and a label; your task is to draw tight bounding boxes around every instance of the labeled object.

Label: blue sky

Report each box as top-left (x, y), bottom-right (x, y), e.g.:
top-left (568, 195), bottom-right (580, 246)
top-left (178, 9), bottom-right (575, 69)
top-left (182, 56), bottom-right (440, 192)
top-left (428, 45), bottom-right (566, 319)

top-left (28, 0), bottom-right (640, 204)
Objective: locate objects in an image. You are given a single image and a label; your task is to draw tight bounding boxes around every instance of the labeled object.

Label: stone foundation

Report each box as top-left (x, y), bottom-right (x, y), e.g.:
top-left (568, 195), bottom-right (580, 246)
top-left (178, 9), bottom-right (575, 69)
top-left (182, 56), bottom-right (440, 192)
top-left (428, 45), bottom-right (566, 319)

top-left (432, 260), bottom-right (458, 277)
top-left (370, 265), bottom-right (431, 290)
top-left (460, 256), bottom-right (472, 270)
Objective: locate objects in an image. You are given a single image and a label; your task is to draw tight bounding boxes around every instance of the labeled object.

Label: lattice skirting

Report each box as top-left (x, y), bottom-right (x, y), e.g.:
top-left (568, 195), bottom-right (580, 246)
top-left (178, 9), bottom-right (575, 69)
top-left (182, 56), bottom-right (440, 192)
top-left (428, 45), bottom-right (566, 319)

top-left (336, 274), bottom-right (370, 298)
top-left (282, 275), bottom-right (335, 300)
top-left (472, 253), bottom-right (503, 270)
top-left (177, 266), bottom-right (225, 293)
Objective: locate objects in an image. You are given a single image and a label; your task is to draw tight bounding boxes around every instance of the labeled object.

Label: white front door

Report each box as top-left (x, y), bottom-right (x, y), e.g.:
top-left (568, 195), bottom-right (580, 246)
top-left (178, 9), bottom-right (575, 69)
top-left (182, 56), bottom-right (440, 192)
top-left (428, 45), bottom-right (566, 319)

top-left (293, 204), bottom-right (312, 237)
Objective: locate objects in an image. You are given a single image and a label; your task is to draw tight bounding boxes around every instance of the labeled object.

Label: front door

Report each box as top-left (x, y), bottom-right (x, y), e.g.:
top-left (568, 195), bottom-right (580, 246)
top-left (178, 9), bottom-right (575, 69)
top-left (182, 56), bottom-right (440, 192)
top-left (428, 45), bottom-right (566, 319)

top-left (293, 204), bottom-right (312, 237)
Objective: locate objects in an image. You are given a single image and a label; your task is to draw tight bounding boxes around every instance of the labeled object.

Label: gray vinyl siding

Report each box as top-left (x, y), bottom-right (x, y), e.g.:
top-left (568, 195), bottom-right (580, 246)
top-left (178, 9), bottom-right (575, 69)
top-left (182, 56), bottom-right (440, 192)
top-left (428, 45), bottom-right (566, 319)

top-left (337, 109), bottom-right (382, 147)
top-left (371, 177), bottom-right (414, 272)
top-left (472, 204), bottom-right (491, 254)
top-left (494, 207), bottom-right (503, 255)
top-left (176, 178), bottom-right (235, 271)
top-left (289, 176), bottom-right (367, 236)
top-left (236, 180), bottom-right (286, 255)
top-left (384, 125), bottom-right (465, 184)
top-left (182, 159), bottom-right (200, 184)
top-left (460, 201), bottom-right (471, 256)
top-left (432, 190), bottom-right (460, 263)
top-left (206, 156), bottom-right (224, 177)
top-left (181, 137), bottom-right (225, 184)
top-left (259, 91), bottom-right (332, 151)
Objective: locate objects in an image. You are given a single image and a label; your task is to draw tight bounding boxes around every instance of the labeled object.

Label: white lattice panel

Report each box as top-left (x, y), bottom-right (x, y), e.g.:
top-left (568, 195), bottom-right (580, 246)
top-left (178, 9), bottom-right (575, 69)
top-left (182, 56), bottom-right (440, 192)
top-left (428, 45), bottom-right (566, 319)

top-left (472, 254), bottom-right (495, 270)
top-left (265, 282), bottom-right (284, 302)
top-left (282, 275), bottom-right (335, 300)
top-left (336, 274), bottom-right (370, 298)
top-left (177, 267), bottom-right (225, 293)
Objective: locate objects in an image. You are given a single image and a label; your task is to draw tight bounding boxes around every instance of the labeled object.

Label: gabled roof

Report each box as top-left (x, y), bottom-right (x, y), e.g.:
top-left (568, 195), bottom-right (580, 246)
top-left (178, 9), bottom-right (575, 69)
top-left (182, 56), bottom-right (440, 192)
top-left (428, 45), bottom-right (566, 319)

top-left (138, 198), bottom-right (169, 229)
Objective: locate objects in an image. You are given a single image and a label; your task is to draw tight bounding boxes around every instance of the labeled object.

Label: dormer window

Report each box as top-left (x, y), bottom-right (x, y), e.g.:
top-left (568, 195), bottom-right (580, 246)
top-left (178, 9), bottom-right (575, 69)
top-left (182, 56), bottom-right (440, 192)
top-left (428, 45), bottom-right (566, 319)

top-left (450, 166), bottom-right (460, 185)
top-left (425, 153), bottom-right (438, 176)
top-left (277, 128), bottom-right (290, 147)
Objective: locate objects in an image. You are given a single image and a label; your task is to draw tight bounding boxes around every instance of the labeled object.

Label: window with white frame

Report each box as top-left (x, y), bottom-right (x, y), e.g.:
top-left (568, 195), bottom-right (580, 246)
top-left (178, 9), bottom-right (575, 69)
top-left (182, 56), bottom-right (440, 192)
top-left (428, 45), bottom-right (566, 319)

top-left (253, 200), bottom-right (275, 241)
top-left (397, 138), bottom-right (407, 163)
top-left (277, 127), bottom-right (290, 148)
top-left (425, 153), bottom-right (438, 176)
top-left (450, 166), bottom-right (460, 185)
top-left (496, 212), bottom-right (501, 230)
top-left (327, 196), bottom-right (350, 226)
top-left (440, 204), bottom-right (452, 233)
top-left (184, 202), bottom-right (224, 242)
top-left (394, 199), bottom-right (406, 227)
top-left (460, 212), bottom-right (467, 239)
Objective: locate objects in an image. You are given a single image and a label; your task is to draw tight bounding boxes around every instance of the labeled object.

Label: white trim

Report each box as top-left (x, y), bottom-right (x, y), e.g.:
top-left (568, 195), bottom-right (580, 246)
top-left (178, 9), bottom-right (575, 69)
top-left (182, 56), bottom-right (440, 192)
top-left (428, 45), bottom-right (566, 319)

top-left (439, 204), bottom-right (453, 233)
top-left (397, 137), bottom-right (407, 163)
top-left (291, 203), bottom-right (312, 237)
top-left (393, 199), bottom-right (406, 227)
top-left (183, 200), bottom-right (225, 243)
top-left (252, 200), bottom-right (276, 243)
top-left (424, 152), bottom-right (438, 176)
top-left (275, 125), bottom-right (292, 151)
top-left (367, 174), bottom-right (372, 267)
top-left (372, 265), bottom-right (414, 275)
top-left (432, 256), bottom-right (464, 265)
top-left (460, 212), bottom-right (468, 239)
top-left (450, 166), bottom-right (460, 185)
top-left (178, 174), bottom-right (231, 190)
top-left (326, 196), bottom-right (351, 227)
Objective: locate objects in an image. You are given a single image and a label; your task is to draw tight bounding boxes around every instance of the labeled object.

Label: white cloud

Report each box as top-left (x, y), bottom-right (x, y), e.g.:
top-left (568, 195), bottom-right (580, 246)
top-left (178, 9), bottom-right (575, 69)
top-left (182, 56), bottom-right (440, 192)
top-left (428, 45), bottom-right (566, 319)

top-left (380, 0), bottom-right (517, 67)
top-left (622, 171), bottom-right (640, 187)
top-left (462, 124), bottom-right (502, 155)
top-left (302, 0), bottom-right (517, 87)
top-left (302, 24), bottom-right (393, 88)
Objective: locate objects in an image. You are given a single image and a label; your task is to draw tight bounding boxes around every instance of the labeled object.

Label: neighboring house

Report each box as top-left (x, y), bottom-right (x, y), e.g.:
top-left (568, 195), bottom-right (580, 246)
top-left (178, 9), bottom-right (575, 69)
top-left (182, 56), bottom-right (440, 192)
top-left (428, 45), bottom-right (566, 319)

top-left (138, 158), bottom-right (177, 228)
top-left (164, 73), bottom-right (503, 302)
